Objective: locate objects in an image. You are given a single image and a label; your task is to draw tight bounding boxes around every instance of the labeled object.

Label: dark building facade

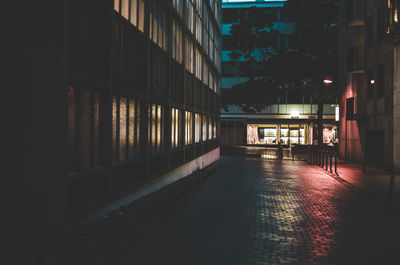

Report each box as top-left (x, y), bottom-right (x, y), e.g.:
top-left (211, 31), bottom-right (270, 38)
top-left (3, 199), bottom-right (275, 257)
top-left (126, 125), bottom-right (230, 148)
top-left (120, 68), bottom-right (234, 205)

top-left (338, 0), bottom-right (399, 171)
top-left (5, 0), bottom-right (221, 251)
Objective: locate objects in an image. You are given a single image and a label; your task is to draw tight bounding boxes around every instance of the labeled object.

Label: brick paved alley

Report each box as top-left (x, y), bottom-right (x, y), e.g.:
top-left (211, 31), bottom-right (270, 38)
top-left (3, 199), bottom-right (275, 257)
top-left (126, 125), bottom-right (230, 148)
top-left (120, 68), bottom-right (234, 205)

top-left (49, 156), bottom-right (400, 265)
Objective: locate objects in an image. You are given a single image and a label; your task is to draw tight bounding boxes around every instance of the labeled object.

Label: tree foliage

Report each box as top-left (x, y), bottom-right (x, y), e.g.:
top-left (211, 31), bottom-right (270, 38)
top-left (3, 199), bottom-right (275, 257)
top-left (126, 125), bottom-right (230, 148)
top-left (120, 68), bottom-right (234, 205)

top-left (224, 0), bottom-right (339, 110)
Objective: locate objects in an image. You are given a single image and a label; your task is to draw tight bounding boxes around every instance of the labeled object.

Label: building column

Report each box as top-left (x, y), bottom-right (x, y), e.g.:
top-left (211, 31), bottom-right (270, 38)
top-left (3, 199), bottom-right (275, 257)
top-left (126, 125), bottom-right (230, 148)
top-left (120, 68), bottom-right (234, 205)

top-left (394, 45), bottom-right (400, 172)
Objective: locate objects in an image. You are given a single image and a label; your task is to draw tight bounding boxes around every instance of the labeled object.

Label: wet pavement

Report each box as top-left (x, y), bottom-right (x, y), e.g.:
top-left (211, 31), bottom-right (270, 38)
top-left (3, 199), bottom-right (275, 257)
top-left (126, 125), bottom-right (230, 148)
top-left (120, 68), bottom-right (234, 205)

top-left (74, 156), bottom-right (400, 265)
top-left (23, 156), bottom-right (400, 265)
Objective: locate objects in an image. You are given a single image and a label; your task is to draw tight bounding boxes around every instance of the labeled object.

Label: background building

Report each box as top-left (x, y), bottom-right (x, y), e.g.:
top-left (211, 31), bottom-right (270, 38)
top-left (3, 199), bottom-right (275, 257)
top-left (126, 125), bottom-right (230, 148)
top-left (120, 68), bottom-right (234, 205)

top-left (5, 0), bottom-right (221, 251)
top-left (221, 0), bottom-right (338, 146)
top-left (338, 0), bottom-right (399, 171)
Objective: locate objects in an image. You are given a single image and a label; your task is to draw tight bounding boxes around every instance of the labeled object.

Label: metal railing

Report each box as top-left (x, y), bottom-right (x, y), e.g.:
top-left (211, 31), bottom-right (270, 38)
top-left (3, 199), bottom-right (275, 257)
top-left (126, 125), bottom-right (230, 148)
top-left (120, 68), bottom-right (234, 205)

top-left (292, 145), bottom-right (339, 175)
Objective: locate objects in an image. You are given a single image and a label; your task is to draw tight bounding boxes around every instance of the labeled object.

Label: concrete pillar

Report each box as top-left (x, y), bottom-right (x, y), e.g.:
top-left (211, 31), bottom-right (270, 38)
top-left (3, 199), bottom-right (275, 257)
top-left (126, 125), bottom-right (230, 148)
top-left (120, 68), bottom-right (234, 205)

top-left (394, 45), bottom-right (400, 172)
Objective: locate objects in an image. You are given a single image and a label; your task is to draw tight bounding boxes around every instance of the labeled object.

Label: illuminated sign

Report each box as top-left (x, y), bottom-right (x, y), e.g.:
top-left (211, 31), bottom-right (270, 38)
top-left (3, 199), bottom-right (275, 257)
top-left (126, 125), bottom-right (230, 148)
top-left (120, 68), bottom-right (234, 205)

top-left (335, 106), bottom-right (339, 121)
top-left (290, 111), bottom-right (299, 119)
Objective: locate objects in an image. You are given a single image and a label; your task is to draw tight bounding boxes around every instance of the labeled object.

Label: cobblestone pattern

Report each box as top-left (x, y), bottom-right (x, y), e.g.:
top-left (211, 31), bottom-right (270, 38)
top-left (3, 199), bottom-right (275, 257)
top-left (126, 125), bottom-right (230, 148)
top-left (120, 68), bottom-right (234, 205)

top-left (51, 157), bottom-right (400, 265)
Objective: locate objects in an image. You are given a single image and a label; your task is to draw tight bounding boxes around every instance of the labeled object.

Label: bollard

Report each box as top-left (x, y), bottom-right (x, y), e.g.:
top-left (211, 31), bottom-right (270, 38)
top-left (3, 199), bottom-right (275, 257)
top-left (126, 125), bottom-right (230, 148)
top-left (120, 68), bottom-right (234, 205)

top-left (292, 146), bottom-right (295, 161)
top-left (313, 148), bottom-right (315, 163)
top-left (330, 152), bottom-right (333, 173)
top-left (321, 150), bottom-right (324, 168)
top-left (325, 151), bottom-right (329, 171)
top-left (320, 149), bottom-right (323, 167)
top-left (311, 148), bottom-right (314, 163)
top-left (313, 148), bottom-right (315, 164)
top-left (313, 148), bottom-right (316, 164)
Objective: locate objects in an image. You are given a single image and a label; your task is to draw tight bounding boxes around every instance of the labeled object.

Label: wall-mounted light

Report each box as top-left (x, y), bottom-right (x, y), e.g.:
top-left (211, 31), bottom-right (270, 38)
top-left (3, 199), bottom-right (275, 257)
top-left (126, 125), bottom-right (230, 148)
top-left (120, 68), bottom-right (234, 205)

top-left (323, 76), bottom-right (333, 85)
top-left (370, 79), bottom-right (375, 85)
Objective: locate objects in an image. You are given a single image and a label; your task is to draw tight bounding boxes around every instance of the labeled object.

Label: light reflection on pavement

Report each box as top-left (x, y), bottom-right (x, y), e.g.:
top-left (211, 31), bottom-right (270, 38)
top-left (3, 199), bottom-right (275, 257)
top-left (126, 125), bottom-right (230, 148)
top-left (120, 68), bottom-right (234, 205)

top-left (60, 156), bottom-right (400, 265)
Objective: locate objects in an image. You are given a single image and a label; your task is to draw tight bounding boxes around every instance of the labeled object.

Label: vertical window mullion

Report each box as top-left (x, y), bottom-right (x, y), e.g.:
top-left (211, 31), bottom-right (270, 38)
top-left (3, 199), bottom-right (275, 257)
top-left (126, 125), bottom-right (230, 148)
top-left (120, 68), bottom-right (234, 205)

top-left (73, 88), bottom-right (79, 172)
top-left (90, 91), bottom-right (95, 169)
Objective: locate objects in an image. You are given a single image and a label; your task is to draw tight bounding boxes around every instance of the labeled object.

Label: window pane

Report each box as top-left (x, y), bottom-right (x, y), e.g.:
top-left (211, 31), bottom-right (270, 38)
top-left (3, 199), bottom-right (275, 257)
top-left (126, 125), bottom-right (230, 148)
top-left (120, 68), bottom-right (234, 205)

top-left (136, 102), bottom-right (141, 154)
top-left (195, 113), bottom-right (201, 143)
top-left (157, 105), bottom-right (162, 151)
top-left (130, 0), bottom-right (138, 26)
top-left (171, 108), bottom-right (176, 148)
top-left (176, 109), bottom-right (180, 147)
top-left (208, 116), bottom-right (212, 140)
top-left (151, 104), bottom-right (156, 152)
top-left (185, 111), bottom-right (193, 145)
top-left (114, 0), bottom-right (120, 12)
top-left (129, 99), bottom-right (135, 158)
top-left (121, 0), bottom-right (129, 19)
top-left (138, 0), bottom-right (145, 32)
top-left (202, 115), bottom-right (207, 141)
top-left (213, 118), bottom-right (216, 139)
top-left (119, 97), bottom-right (127, 161)
top-left (112, 97), bottom-right (118, 162)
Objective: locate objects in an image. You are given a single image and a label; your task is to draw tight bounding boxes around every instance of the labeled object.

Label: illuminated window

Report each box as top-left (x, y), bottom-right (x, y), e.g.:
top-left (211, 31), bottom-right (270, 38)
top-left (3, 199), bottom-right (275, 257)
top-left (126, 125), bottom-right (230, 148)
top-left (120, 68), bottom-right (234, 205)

top-left (119, 97), bottom-right (128, 161)
top-left (213, 118), bottom-right (217, 139)
top-left (149, 3), bottom-right (168, 51)
top-left (185, 111), bottom-right (193, 145)
top-left (149, 104), bottom-right (164, 153)
top-left (130, 0), bottom-right (138, 26)
top-left (171, 108), bottom-right (182, 148)
top-left (195, 113), bottom-right (201, 143)
top-left (209, 68), bottom-right (214, 91)
top-left (203, 59), bottom-right (208, 85)
top-left (195, 48), bottom-right (202, 80)
top-left (172, 20), bottom-right (183, 64)
top-left (208, 116), bottom-right (212, 140)
top-left (112, 97), bottom-right (118, 162)
top-left (202, 114), bottom-right (207, 141)
top-left (173, 0), bottom-right (184, 17)
top-left (114, 0), bottom-right (120, 12)
top-left (121, 0), bottom-right (129, 20)
top-left (113, 97), bottom-right (141, 162)
top-left (67, 87), bottom-right (104, 173)
top-left (128, 99), bottom-right (140, 158)
top-left (196, 14), bottom-right (202, 43)
top-left (186, 0), bottom-right (195, 33)
top-left (138, 0), bottom-right (145, 32)
top-left (185, 36), bottom-right (194, 73)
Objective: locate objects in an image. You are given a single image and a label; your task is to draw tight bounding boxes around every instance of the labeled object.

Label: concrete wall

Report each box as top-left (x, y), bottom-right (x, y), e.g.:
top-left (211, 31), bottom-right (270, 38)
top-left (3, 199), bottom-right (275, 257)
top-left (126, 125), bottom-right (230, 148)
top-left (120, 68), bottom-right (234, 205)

top-left (76, 148), bottom-right (220, 227)
top-left (338, 74), bottom-right (363, 163)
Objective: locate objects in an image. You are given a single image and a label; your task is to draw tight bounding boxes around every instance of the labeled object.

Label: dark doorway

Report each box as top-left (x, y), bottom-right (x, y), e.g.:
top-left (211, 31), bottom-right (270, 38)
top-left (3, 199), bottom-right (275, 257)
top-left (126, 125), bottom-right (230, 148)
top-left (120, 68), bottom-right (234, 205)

top-left (365, 130), bottom-right (385, 167)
